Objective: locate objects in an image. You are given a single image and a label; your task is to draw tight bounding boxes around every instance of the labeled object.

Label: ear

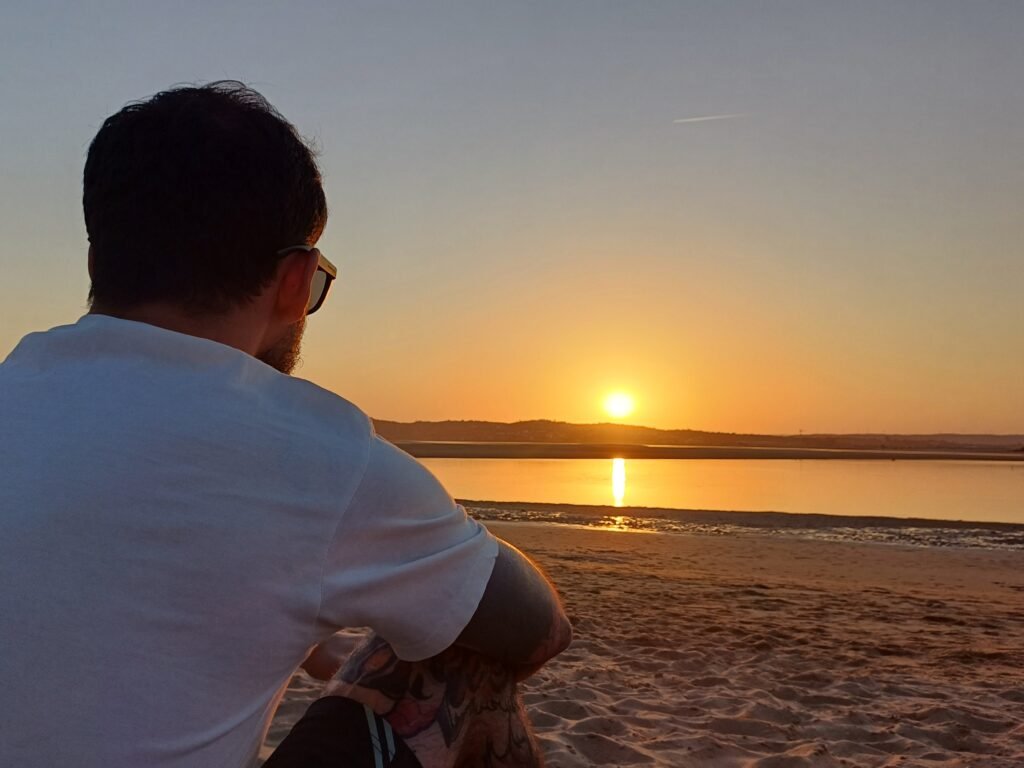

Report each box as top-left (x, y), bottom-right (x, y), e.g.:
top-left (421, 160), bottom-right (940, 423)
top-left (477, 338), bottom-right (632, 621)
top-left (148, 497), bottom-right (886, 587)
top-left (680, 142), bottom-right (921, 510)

top-left (273, 250), bottom-right (319, 323)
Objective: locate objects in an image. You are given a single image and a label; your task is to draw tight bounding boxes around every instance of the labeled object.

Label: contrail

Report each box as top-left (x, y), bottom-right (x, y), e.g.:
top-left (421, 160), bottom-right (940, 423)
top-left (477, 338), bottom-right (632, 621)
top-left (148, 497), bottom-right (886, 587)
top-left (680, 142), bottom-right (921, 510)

top-left (673, 113), bottom-right (745, 124)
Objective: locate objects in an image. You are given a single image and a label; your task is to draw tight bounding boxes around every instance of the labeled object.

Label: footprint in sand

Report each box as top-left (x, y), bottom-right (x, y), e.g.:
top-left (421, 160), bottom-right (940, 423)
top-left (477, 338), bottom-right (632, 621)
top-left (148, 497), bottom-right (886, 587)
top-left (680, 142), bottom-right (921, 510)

top-left (536, 698), bottom-right (592, 720)
top-left (563, 732), bottom-right (654, 765)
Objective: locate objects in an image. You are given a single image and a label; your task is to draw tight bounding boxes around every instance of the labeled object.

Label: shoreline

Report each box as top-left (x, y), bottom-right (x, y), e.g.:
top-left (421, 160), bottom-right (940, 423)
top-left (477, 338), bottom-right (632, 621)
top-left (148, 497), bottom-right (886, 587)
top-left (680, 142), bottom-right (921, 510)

top-left (460, 500), bottom-right (1024, 551)
top-left (398, 440), bottom-right (1024, 461)
top-left (459, 499), bottom-right (1024, 532)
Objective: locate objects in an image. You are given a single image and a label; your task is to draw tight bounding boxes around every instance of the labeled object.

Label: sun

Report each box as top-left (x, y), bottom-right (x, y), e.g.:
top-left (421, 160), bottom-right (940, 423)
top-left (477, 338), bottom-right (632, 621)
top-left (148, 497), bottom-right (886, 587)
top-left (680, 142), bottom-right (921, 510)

top-left (603, 392), bottom-right (635, 420)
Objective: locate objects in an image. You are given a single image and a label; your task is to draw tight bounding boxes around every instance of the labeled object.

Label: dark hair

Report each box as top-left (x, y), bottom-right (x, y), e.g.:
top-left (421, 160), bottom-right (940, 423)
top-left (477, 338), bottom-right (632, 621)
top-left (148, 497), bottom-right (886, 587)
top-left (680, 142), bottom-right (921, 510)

top-left (84, 81), bottom-right (327, 313)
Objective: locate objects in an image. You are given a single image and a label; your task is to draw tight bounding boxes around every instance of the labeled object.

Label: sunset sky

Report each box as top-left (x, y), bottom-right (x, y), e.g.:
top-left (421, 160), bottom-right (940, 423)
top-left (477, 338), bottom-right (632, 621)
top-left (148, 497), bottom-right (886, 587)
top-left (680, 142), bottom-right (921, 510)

top-left (2, 2), bottom-right (1022, 434)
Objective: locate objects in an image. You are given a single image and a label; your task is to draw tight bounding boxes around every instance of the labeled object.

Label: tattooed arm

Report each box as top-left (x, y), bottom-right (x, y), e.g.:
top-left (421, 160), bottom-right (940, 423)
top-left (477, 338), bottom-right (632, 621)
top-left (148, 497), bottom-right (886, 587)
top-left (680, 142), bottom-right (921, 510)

top-left (305, 539), bottom-right (571, 683)
top-left (314, 541), bottom-right (567, 767)
top-left (325, 634), bottom-right (545, 768)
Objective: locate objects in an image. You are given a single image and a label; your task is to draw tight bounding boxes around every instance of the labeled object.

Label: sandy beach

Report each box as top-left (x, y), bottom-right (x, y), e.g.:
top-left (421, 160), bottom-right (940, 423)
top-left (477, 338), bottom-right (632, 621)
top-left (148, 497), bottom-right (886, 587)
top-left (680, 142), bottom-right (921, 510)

top-left (263, 520), bottom-right (1024, 767)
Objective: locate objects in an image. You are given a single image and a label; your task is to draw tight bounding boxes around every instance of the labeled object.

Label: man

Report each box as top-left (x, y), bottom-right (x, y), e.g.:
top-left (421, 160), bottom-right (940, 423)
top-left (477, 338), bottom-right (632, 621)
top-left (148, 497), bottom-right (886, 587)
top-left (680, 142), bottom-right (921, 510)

top-left (0, 82), bottom-right (571, 767)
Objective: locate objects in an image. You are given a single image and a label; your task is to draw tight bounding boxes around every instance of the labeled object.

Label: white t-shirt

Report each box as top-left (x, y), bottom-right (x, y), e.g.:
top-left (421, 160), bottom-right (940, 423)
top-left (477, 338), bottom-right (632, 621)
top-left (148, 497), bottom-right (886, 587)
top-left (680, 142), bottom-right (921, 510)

top-left (0, 314), bottom-right (499, 767)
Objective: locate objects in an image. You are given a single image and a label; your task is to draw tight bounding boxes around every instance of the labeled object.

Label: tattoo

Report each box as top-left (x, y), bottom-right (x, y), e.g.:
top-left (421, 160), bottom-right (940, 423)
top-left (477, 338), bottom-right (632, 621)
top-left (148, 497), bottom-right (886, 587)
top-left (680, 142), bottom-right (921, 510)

top-left (327, 634), bottom-right (543, 767)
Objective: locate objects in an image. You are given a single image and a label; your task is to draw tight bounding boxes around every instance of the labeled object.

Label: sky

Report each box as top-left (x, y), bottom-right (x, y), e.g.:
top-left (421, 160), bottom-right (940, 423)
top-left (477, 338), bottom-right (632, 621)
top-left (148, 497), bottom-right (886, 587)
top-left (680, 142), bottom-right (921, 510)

top-left (1, 1), bottom-right (1022, 434)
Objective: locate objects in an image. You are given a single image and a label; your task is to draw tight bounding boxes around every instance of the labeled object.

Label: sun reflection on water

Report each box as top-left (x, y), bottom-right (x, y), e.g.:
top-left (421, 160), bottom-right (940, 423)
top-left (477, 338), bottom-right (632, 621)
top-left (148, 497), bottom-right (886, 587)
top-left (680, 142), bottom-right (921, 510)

top-left (612, 457), bottom-right (626, 507)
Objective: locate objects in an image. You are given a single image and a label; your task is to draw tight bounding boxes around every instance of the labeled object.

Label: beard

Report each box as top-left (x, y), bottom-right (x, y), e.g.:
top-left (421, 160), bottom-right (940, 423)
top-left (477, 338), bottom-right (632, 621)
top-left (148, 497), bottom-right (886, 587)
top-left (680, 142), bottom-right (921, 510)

top-left (257, 317), bottom-right (306, 374)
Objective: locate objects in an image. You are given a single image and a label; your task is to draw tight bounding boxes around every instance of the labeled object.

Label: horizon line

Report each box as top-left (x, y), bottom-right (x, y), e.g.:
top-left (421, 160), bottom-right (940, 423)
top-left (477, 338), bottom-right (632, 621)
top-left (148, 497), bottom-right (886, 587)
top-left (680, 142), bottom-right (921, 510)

top-left (369, 417), bottom-right (1024, 439)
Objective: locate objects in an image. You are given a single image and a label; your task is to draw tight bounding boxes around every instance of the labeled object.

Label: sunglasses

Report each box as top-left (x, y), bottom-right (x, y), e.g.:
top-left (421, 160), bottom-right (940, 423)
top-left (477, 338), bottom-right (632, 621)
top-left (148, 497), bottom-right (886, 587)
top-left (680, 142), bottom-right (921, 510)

top-left (275, 245), bottom-right (337, 315)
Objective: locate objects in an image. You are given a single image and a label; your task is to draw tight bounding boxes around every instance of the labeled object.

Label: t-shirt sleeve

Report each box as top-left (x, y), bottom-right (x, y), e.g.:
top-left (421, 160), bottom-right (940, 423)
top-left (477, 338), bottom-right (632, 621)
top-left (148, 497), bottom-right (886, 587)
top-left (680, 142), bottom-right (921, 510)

top-left (318, 435), bottom-right (499, 661)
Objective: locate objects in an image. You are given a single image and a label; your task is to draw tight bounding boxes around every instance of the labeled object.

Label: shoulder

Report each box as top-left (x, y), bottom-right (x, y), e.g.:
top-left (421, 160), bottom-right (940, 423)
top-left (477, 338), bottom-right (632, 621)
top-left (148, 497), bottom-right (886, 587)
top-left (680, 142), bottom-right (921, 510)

top-left (269, 372), bottom-right (373, 436)
top-left (356, 433), bottom-right (454, 510)
top-left (243, 368), bottom-right (378, 470)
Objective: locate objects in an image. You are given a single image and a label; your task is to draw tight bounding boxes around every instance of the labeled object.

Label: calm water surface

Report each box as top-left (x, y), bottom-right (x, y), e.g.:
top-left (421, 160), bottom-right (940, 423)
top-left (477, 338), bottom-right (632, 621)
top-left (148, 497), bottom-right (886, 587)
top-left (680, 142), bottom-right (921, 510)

top-left (422, 458), bottom-right (1024, 525)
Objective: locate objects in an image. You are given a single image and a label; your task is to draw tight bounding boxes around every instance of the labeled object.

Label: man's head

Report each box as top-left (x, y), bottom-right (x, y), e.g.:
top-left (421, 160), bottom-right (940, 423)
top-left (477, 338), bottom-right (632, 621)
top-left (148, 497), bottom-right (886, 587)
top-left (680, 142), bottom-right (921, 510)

top-left (83, 81), bottom-right (329, 373)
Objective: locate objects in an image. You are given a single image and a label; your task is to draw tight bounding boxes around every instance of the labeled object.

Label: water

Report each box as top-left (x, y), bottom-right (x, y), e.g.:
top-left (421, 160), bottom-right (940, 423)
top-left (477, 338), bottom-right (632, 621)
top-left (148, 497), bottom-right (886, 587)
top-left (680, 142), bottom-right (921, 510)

top-left (422, 457), bottom-right (1024, 527)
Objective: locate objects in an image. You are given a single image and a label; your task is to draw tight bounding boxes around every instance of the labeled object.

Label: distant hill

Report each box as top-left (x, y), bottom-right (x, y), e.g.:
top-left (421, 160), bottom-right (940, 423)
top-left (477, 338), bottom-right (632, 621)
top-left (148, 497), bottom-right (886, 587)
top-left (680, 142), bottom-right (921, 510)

top-left (372, 419), bottom-right (1024, 453)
